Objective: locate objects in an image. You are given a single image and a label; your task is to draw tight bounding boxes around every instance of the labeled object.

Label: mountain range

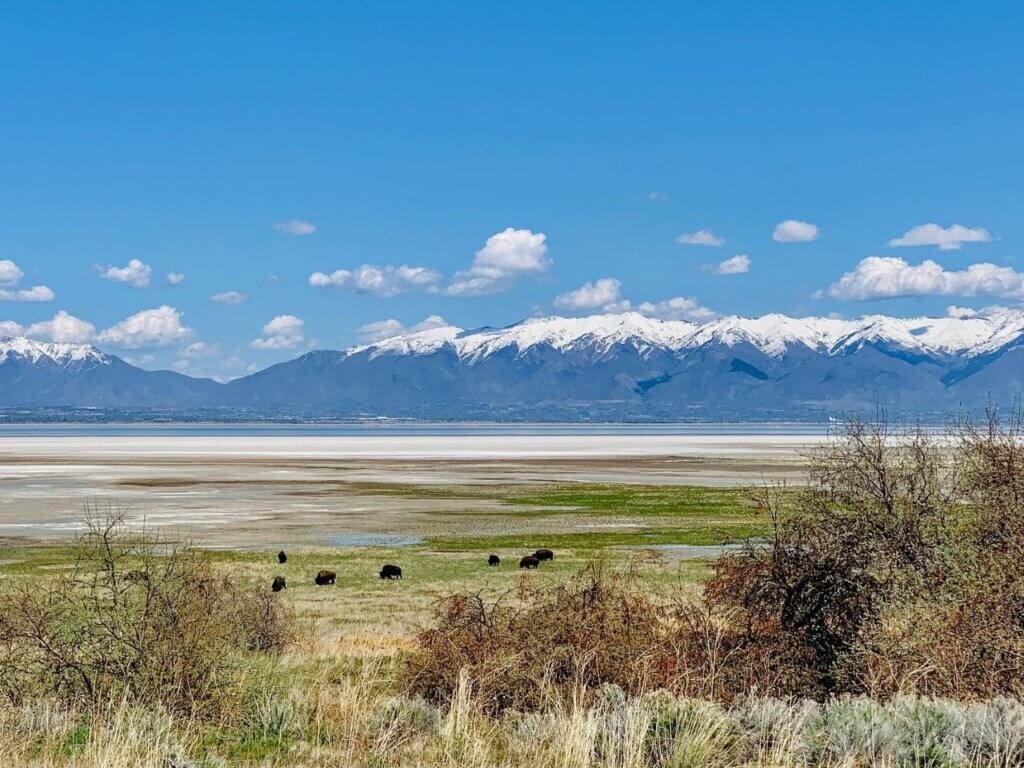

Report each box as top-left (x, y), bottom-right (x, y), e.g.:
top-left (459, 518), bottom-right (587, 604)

top-left (3, 311), bottom-right (1024, 420)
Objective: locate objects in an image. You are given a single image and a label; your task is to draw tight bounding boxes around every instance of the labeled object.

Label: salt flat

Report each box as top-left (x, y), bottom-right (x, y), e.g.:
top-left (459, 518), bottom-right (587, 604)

top-left (0, 431), bottom-right (819, 546)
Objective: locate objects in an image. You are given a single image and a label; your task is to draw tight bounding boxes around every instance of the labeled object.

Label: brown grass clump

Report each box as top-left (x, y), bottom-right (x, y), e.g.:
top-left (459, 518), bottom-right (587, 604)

top-left (0, 508), bottom-right (294, 719)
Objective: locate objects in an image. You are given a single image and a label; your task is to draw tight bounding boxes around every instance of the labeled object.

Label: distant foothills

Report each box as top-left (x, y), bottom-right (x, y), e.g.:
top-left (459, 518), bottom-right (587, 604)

top-left (2, 311), bottom-right (1023, 423)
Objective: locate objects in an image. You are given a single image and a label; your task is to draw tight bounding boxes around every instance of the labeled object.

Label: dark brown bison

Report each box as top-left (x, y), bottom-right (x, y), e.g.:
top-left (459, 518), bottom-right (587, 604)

top-left (271, 575), bottom-right (286, 592)
top-left (277, 550), bottom-right (287, 564)
top-left (379, 564), bottom-right (402, 580)
top-left (488, 554), bottom-right (501, 566)
top-left (314, 569), bottom-right (336, 586)
top-left (534, 548), bottom-right (554, 562)
top-left (519, 555), bottom-right (540, 569)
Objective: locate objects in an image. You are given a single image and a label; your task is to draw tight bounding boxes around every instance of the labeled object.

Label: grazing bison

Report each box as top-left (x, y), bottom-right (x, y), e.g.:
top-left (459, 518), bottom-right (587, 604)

top-left (379, 564), bottom-right (403, 580)
top-left (534, 548), bottom-right (554, 562)
top-left (488, 554), bottom-right (501, 567)
top-left (277, 550), bottom-right (287, 564)
top-left (314, 569), bottom-right (336, 586)
top-left (519, 555), bottom-right (540, 569)
top-left (271, 575), bottom-right (286, 592)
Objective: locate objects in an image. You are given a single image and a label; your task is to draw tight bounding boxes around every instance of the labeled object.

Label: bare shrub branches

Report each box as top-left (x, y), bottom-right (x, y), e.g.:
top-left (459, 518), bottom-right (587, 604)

top-left (0, 506), bottom-right (294, 718)
top-left (409, 410), bottom-right (1024, 709)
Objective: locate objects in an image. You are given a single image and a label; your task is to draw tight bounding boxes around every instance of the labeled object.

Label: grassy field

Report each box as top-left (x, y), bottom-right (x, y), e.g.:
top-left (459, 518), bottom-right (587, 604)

top-left (0, 482), bottom-right (744, 642)
top-left (10, 482), bottom-right (1012, 767)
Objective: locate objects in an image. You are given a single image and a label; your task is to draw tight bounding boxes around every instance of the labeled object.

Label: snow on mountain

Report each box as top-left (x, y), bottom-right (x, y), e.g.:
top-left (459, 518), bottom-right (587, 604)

top-left (0, 336), bottom-right (109, 367)
top-left (344, 311), bottom-right (1024, 363)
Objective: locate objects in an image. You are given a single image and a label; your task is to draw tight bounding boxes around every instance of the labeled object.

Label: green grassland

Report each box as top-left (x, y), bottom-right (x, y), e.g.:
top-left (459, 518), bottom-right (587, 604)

top-left (0, 482), bottom-right (764, 637)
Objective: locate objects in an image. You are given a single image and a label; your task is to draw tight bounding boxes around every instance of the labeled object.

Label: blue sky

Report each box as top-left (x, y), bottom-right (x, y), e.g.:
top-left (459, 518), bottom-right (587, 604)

top-left (2, 2), bottom-right (1022, 379)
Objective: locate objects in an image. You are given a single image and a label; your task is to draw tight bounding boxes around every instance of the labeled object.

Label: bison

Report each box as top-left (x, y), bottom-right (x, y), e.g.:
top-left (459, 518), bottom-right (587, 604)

top-left (519, 555), bottom-right (540, 569)
top-left (379, 564), bottom-right (403, 580)
top-left (271, 575), bottom-right (286, 592)
top-left (534, 548), bottom-right (554, 562)
top-left (488, 554), bottom-right (501, 567)
top-left (277, 550), bottom-right (287, 564)
top-left (314, 569), bottom-right (336, 586)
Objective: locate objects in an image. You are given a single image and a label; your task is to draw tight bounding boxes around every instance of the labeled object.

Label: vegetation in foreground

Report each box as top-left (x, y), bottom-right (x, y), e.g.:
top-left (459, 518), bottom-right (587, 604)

top-left (3, 410), bottom-right (1024, 766)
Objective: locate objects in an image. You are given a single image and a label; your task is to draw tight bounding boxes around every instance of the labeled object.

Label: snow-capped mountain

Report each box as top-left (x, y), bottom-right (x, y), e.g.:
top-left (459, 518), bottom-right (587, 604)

top-left (6, 310), bottom-right (1024, 419)
top-left (0, 337), bottom-right (110, 368)
top-left (223, 310), bottom-right (1024, 419)
top-left (0, 336), bottom-right (220, 408)
top-left (344, 310), bottom-right (1024, 363)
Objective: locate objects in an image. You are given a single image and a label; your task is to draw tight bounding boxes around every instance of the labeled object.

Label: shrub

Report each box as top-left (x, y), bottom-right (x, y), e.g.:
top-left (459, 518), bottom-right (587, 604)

top-left (0, 509), bottom-right (294, 719)
top-left (404, 563), bottom-right (665, 714)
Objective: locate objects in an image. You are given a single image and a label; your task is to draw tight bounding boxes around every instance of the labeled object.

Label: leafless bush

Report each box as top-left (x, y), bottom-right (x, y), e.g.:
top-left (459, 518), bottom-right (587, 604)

top-left (409, 406), bottom-right (1024, 708)
top-left (0, 507), bottom-right (294, 718)
top-left (405, 563), bottom-right (667, 714)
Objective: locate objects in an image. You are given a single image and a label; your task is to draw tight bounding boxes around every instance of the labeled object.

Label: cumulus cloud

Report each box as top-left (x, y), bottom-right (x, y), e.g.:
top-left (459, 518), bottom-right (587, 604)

top-left (602, 296), bottom-right (717, 322)
top-left (357, 314), bottom-right (448, 342)
top-left (773, 219), bottom-right (819, 243)
top-left (946, 305), bottom-right (978, 319)
top-left (19, 311), bottom-right (97, 343)
top-left (98, 259), bottom-right (152, 288)
top-left (166, 272), bottom-right (186, 286)
top-left (447, 228), bottom-right (550, 296)
top-left (820, 256), bottom-right (1024, 301)
top-left (274, 219), bottom-right (316, 236)
top-left (0, 260), bottom-right (54, 302)
top-left (0, 320), bottom-right (23, 337)
top-left (210, 290), bottom-right (249, 304)
top-left (309, 264), bottom-right (442, 298)
top-left (98, 306), bottom-right (192, 348)
top-left (714, 254), bottom-right (751, 275)
top-left (554, 278), bottom-right (622, 310)
top-left (182, 341), bottom-right (220, 358)
top-left (251, 314), bottom-right (305, 350)
top-left (676, 229), bottom-right (724, 247)
top-left (0, 260), bottom-right (24, 285)
top-left (887, 223), bottom-right (992, 251)
top-left (0, 285), bottom-right (55, 302)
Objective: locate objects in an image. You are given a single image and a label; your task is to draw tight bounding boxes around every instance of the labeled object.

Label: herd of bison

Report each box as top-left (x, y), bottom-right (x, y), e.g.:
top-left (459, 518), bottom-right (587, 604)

top-left (268, 547), bottom-right (555, 592)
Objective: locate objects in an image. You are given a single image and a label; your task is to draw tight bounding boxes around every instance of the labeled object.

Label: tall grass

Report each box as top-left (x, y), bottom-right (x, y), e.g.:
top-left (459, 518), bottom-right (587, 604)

top-left (4, 664), bottom-right (1024, 767)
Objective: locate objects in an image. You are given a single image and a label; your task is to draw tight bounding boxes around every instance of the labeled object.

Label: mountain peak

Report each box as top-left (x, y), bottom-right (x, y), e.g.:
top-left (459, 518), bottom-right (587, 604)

top-left (0, 336), bottom-right (110, 368)
top-left (343, 311), bottom-right (1024, 363)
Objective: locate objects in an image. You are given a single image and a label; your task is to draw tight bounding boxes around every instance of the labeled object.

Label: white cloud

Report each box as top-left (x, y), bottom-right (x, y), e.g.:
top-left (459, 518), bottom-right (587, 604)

top-left (821, 256), bottom-right (1024, 301)
top-left (211, 290), bottom-right (249, 304)
top-left (714, 254), bottom-right (751, 275)
top-left (647, 192), bottom-right (669, 202)
top-left (166, 272), bottom-right (186, 286)
top-left (0, 285), bottom-right (55, 302)
top-left (773, 219), bottom-right (819, 243)
top-left (98, 305), bottom-right (192, 348)
top-left (447, 228), bottom-right (550, 296)
top-left (554, 278), bottom-right (622, 310)
top-left (98, 259), bottom-right (152, 288)
top-left (309, 264), bottom-right (442, 297)
top-left (274, 219), bottom-right (316, 236)
top-left (676, 229), bottom-right (724, 247)
top-left (887, 223), bottom-right (992, 251)
top-left (0, 260), bottom-right (24, 285)
top-left (22, 311), bottom-right (97, 343)
top-left (182, 341), bottom-right (221, 358)
top-left (0, 260), bottom-right (54, 302)
top-left (633, 296), bottom-right (718, 322)
top-left (604, 296), bottom-right (717, 322)
top-left (357, 314), bottom-right (448, 342)
top-left (251, 314), bottom-right (305, 350)
top-left (0, 320), bottom-right (23, 337)
top-left (945, 305), bottom-right (978, 318)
